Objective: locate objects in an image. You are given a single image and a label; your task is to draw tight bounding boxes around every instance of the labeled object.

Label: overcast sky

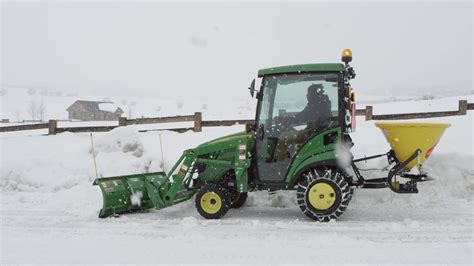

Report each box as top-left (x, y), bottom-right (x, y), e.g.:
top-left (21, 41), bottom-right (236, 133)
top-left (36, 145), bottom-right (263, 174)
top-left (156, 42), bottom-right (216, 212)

top-left (1, 1), bottom-right (472, 100)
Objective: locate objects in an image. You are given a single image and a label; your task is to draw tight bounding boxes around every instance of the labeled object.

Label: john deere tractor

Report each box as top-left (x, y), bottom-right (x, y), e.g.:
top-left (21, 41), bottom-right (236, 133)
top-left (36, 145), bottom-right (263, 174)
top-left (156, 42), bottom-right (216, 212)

top-left (94, 49), bottom-right (449, 221)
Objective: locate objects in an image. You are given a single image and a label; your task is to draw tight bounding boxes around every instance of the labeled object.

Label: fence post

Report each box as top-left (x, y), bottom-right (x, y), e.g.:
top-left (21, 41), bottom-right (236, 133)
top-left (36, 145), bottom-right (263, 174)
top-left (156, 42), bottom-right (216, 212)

top-left (194, 112), bottom-right (202, 132)
top-left (458, 100), bottom-right (467, 115)
top-left (365, 106), bottom-right (373, 121)
top-left (119, 117), bottom-right (127, 127)
top-left (48, 120), bottom-right (57, 135)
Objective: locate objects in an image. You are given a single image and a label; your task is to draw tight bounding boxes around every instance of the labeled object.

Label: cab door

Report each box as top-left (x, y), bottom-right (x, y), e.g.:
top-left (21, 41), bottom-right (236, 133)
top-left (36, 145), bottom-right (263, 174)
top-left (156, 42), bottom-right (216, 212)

top-left (254, 73), bottom-right (340, 183)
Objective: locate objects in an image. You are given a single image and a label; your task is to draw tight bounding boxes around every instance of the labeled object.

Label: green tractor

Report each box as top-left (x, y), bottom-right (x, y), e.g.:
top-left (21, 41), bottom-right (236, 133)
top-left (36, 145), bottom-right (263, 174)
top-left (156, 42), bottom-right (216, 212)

top-left (94, 49), bottom-right (449, 221)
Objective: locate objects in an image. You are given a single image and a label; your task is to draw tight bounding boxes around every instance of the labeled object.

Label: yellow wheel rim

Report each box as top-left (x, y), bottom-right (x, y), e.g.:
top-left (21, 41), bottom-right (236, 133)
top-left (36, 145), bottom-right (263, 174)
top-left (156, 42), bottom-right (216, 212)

top-left (200, 192), bottom-right (222, 214)
top-left (308, 182), bottom-right (336, 210)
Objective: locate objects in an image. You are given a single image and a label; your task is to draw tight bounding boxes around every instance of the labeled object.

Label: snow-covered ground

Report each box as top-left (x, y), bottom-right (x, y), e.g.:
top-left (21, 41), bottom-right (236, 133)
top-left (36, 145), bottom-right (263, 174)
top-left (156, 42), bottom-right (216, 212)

top-left (1, 94), bottom-right (473, 264)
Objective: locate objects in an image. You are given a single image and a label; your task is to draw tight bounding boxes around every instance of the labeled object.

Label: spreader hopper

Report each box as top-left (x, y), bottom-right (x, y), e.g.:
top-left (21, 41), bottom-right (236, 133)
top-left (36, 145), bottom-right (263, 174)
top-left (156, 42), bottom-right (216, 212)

top-left (376, 122), bottom-right (450, 170)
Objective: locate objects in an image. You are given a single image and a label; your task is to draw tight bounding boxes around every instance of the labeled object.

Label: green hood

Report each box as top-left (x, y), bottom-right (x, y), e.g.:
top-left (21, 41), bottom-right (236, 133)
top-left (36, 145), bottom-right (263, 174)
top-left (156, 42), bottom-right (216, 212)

top-left (197, 131), bottom-right (254, 148)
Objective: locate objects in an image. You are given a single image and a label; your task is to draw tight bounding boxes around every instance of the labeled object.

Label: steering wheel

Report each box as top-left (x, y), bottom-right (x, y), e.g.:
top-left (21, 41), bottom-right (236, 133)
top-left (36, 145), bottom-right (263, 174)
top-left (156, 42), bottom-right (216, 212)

top-left (272, 115), bottom-right (338, 134)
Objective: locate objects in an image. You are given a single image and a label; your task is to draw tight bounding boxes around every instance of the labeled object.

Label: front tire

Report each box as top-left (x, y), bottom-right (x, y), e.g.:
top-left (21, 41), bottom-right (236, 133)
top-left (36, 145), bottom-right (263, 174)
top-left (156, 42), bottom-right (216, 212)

top-left (230, 192), bottom-right (248, 208)
top-left (195, 184), bottom-right (230, 219)
top-left (219, 171), bottom-right (248, 209)
top-left (296, 167), bottom-right (352, 222)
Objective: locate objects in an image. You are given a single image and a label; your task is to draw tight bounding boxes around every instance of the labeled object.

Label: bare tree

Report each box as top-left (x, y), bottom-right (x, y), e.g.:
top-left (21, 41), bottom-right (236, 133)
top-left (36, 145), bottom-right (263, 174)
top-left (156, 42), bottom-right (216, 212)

top-left (27, 100), bottom-right (37, 120)
top-left (38, 99), bottom-right (47, 121)
top-left (127, 106), bottom-right (133, 119)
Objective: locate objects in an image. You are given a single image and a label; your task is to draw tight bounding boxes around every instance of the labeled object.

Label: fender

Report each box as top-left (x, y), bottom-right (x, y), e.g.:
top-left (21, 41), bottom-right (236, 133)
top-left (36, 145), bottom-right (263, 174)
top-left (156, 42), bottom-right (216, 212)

top-left (289, 159), bottom-right (340, 187)
top-left (287, 153), bottom-right (339, 187)
top-left (284, 127), bottom-right (341, 185)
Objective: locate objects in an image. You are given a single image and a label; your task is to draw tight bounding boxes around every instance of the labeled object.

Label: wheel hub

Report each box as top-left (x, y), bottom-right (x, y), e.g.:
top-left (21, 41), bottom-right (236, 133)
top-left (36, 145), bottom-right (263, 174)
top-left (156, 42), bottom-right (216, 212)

top-left (308, 182), bottom-right (336, 210)
top-left (200, 192), bottom-right (222, 214)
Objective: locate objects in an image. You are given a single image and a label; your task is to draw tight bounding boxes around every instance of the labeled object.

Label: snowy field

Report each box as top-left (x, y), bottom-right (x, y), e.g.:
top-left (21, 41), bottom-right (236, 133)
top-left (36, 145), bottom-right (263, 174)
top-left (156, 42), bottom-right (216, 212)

top-left (1, 93), bottom-right (473, 264)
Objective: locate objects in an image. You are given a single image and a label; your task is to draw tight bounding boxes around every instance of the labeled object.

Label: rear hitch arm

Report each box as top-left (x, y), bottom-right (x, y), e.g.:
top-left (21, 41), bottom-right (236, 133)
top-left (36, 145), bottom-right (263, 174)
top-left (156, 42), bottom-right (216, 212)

top-left (351, 151), bottom-right (394, 186)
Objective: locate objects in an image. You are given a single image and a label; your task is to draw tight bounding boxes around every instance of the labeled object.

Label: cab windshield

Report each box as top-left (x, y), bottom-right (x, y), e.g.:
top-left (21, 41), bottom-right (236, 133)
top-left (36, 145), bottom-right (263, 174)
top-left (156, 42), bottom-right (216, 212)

top-left (258, 72), bottom-right (340, 133)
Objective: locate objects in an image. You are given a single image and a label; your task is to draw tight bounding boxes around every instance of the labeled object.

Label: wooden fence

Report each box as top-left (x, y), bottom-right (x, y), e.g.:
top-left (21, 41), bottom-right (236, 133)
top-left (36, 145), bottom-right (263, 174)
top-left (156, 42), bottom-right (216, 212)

top-left (0, 123), bottom-right (50, 132)
top-left (1, 100), bottom-right (472, 135)
top-left (0, 112), bottom-right (253, 135)
top-left (356, 100), bottom-right (472, 121)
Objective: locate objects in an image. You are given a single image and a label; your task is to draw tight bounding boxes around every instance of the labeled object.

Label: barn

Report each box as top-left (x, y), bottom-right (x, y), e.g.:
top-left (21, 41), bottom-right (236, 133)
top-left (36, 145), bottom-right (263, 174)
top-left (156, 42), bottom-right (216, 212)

top-left (66, 100), bottom-right (124, 121)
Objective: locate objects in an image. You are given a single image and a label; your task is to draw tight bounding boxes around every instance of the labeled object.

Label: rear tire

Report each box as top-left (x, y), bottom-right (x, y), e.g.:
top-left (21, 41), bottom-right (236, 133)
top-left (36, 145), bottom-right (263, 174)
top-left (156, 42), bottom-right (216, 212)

top-left (296, 167), bottom-right (352, 222)
top-left (195, 184), bottom-right (230, 219)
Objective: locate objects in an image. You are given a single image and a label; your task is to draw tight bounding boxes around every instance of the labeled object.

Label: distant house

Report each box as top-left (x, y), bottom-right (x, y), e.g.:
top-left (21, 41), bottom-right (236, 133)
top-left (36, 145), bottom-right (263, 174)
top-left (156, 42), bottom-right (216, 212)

top-left (66, 100), bottom-right (124, 121)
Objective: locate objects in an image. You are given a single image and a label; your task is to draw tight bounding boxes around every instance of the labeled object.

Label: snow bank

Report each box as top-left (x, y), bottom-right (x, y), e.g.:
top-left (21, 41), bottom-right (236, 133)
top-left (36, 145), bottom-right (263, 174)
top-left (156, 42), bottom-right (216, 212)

top-left (93, 126), bottom-right (144, 157)
top-left (0, 132), bottom-right (92, 192)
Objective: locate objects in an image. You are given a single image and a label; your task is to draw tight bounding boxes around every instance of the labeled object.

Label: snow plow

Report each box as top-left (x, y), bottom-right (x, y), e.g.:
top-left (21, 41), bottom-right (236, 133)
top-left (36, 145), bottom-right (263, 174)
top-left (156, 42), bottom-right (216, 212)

top-left (94, 49), bottom-right (450, 221)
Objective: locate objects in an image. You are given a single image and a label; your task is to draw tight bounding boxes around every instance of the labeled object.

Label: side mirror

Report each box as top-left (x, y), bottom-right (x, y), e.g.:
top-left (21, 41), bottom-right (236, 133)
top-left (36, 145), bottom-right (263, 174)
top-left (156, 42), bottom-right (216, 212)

top-left (248, 79), bottom-right (256, 98)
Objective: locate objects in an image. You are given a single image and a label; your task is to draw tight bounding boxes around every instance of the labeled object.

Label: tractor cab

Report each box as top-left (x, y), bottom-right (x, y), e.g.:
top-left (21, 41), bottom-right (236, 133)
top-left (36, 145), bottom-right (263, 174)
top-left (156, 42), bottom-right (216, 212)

top-left (249, 50), bottom-right (357, 188)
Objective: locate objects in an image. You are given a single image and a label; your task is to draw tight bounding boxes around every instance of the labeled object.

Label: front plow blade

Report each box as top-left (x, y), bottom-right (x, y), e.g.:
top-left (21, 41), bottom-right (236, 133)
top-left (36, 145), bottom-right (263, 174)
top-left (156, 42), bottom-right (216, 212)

top-left (93, 172), bottom-right (168, 218)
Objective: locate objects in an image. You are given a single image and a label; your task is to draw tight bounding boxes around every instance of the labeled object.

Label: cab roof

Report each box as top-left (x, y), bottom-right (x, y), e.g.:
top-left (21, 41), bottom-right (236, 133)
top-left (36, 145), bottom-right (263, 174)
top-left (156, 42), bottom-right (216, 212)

top-left (258, 63), bottom-right (344, 77)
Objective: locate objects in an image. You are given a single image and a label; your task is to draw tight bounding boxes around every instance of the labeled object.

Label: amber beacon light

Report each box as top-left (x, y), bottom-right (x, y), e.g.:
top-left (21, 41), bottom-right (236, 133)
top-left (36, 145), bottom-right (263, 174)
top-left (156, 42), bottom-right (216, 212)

top-left (342, 48), bottom-right (352, 63)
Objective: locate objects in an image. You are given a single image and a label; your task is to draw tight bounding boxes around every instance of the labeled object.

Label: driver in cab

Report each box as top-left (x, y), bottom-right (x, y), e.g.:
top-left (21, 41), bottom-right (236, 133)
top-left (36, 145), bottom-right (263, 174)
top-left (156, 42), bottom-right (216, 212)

top-left (273, 83), bottom-right (332, 162)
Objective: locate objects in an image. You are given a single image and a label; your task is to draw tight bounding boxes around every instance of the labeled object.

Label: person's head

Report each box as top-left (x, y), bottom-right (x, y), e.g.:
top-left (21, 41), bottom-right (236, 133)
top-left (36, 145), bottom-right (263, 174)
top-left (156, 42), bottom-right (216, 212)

top-left (306, 84), bottom-right (325, 103)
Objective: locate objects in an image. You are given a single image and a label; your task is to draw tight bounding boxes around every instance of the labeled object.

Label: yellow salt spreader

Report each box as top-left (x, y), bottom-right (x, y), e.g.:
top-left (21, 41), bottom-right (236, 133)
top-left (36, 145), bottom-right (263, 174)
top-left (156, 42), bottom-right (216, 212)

top-left (352, 122), bottom-right (450, 193)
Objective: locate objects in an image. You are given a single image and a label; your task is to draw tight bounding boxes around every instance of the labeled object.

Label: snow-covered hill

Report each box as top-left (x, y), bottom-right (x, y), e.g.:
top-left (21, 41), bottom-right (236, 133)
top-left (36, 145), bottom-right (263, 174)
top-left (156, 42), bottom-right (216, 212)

top-left (1, 86), bottom-right (471, 122)
top-left (0, 87), bottom-right (257, 122)
top-left (1, 94), bottom-right (473, 264)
